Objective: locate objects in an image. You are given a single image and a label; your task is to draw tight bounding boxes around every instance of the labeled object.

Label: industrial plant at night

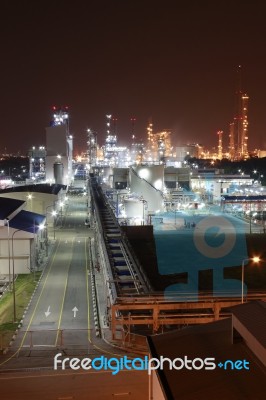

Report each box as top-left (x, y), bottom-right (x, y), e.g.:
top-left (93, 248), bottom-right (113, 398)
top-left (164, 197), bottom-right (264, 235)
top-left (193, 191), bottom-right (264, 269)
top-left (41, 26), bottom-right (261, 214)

top-left (1, 1), bottom-right (266, 399)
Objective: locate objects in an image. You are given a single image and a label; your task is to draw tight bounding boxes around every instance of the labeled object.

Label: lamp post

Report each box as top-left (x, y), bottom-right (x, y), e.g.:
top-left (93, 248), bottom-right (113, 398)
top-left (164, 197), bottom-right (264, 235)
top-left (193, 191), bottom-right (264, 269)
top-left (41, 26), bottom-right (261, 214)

top-left (248, 202), bottom-right (252, 234)
top-left (27, 193), bottom-right (33, 211)
top-left (45, 204), bottom-right (52, 255)
top-left (139, 198), bottom-right (147, 225)
top-left (51, 210), bottom-right (57, 240)
top-left (115, 190), bottom-right (119, 218)
top-left (4, 218), bottom-right (11, 291)
top-left (11, 229), bottom-right (22, 323)
top-left (45, 203), bottom-right (56, 251)
top-left (59, 201), bottom-right (64, 227)
top-left (45, 204), bottom-right (54, 219)
top-left (33, 221), bottom-right (45, 281)
top-left (241, 256), bottom-right (260, 303)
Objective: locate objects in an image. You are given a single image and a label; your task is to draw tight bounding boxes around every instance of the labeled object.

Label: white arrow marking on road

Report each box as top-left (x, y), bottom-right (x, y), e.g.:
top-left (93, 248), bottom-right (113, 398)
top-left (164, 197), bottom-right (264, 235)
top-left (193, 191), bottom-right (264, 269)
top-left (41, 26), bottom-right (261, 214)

top-left (45, 306), bottom-right (51, 317)
top-left (72, 306), bottom-right (78, 318)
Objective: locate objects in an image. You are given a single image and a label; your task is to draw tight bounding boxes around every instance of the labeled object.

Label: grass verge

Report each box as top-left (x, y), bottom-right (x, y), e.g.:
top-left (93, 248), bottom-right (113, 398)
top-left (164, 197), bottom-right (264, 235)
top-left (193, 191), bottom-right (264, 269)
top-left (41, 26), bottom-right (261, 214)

top-left (0, 273), bottom-right (41, 350)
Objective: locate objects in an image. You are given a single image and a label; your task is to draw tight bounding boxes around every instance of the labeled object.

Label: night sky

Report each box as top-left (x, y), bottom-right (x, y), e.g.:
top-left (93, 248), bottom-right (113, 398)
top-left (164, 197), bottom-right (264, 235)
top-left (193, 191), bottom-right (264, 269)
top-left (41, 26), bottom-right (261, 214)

top-left (1, 0), bottom-right (266, 154)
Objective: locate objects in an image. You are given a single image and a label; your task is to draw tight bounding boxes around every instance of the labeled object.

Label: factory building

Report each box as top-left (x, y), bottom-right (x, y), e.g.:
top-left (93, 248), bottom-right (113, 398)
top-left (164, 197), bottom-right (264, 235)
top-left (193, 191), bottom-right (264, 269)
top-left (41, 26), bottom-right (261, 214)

top-left (45, 106), bottom-right (73, 186)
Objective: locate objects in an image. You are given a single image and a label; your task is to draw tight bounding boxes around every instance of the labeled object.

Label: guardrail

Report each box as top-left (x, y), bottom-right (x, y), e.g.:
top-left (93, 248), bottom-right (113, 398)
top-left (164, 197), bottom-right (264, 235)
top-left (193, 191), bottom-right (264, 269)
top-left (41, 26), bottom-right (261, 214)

top-left (110, 292), bottom-right (266, 339)
top-left (0, 328), bottom-right (113, 353)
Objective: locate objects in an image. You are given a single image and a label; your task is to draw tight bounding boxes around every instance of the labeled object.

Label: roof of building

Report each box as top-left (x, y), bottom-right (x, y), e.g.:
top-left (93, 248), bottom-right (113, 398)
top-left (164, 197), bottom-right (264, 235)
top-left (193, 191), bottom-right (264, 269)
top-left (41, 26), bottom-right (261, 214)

top-left (230, 300), bottom-right (266, 348)
top-left (0, 183), bottom-right (66, 195)
top-left (0, 197), bottom-right (25, 219)
top-left (9, 210), bottom-right (45, 233)
top-left (147, 316), bottom-right (266, 400)
top-left (222, 195), bottom-right (266, 202)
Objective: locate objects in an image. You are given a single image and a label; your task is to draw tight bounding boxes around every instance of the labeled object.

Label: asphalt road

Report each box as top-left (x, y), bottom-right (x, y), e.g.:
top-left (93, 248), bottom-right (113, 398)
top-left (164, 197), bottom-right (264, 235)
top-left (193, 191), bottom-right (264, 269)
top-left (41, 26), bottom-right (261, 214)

top-left (0, 369), bottom-right (149, 400)
top-left (9, 195), bottom-right (93, 352)
top-left (0, 193), bottom-right (150, 399)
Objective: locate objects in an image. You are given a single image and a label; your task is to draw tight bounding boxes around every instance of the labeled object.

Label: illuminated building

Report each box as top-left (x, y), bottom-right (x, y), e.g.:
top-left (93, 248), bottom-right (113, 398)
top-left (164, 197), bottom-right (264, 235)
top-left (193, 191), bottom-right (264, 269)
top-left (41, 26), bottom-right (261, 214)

top-left (217, 130), bottom-right (223, 160)
top-left (228, 122), bottom-right (235, 160)
top-left (28, 146), bottom-right (46, 181)
top-left (131, 142), bottom-right (145, 164)
top-left (45, 106), bottom-right (73, 185)
top-left (229, 66), bottom-right (249, 160)
top-left (145, 121), bottom-right (173, 163)
top-left (86, 129), bottom-right (97, 169)
top-left (102, 114), bottom-right (127, 167)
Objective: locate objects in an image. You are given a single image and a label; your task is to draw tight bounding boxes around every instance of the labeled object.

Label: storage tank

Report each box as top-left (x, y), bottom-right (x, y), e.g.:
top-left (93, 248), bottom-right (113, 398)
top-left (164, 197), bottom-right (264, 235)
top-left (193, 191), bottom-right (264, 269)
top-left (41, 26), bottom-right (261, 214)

top-left (53, 162), bottom-right (64, 184)
top-left (124, 199), bottom-right (143, 218)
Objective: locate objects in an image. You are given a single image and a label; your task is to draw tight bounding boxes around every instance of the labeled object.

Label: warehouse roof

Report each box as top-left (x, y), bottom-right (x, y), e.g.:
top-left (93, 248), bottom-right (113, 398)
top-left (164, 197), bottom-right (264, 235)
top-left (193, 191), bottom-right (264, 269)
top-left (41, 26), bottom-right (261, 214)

top-left (0, 197), bottom-right (25, 219)
top-left (9, 210), bottom-right (46, 233)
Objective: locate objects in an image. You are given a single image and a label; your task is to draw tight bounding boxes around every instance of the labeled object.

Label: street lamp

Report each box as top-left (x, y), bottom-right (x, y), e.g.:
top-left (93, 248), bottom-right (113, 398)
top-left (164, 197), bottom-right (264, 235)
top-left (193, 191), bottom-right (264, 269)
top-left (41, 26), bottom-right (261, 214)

top-left (33, 222), bottom-right (45, 281)
top-left (45, 204), bottom-right (52, 254)
top-left (27, 193), bottom-right (33, 211)
top-left (51, 210), bottom-right (57, 239)
top-left (241, 256), bottom-right (260, 303)
top-left (4, 218), bottom-right (11, 291)
top-left (45, 203), bottom-right (56, 247)
top-left (139, 198), bottom-right (147, 225)
top-left (11, 228), bottom-right (25, 323)
top-left (115, 190), bottom-right (120, 218)
top-left (174, 202), bottom-right (178, 226)
top-left (59, 201), bottom-right (64, 227)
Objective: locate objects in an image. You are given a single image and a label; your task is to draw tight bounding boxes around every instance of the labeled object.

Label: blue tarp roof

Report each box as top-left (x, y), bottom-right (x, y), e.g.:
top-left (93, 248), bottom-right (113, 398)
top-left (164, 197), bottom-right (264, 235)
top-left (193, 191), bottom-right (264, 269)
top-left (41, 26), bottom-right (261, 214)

top-left (0, 198), bottom-right (25, 219)
top-left (9, 210), bottom-right (46, 233)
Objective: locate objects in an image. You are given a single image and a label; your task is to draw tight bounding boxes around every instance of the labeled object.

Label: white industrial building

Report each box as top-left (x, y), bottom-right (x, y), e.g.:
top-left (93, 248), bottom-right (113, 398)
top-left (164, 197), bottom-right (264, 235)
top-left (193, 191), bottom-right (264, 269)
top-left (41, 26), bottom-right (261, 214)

top-left (0, 198), bottom-right (46, 277)
top-left (45, 106), bottom-right (73, 186)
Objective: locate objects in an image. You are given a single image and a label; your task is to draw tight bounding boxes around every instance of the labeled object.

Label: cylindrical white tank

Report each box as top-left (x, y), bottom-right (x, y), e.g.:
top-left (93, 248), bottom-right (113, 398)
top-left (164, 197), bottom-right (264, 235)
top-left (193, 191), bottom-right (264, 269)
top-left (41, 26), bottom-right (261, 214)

top-left (53, 162), bottom-right (64, 184)
top-left (124, 199), bottom-right (143, 218)
top-left (129, 165), bottom-right (165, 213)
top-left (133, 164), bottom-right (164, 190)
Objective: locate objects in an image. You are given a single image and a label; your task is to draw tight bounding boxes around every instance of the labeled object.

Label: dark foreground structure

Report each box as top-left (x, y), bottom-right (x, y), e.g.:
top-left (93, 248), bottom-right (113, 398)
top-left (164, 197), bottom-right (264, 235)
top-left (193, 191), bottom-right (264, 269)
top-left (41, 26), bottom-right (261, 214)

top-left (147, 301), bottom-right (266, 400)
